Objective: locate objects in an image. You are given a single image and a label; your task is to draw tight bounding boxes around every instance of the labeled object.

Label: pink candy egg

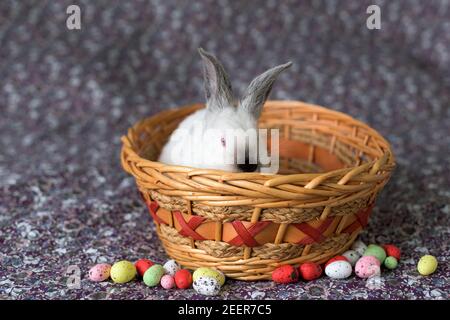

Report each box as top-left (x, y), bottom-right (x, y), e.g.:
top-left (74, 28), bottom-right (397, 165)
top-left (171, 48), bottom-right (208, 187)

top-left (88, 263), bottom-right (111, 282)
top-left (160, 274), bottom-right (175, 289)
top-left (355, 256), bottom-right (381, 278)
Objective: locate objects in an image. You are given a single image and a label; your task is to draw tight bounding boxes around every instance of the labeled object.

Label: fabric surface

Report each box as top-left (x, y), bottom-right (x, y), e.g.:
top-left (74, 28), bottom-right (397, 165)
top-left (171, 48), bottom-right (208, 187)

top-left (0, 0), bottom-right (449, 300)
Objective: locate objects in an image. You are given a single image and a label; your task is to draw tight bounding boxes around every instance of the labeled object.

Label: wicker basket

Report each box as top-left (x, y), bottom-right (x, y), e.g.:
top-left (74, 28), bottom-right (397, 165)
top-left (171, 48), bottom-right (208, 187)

top-left (121, 100), bottom-right (395, 281)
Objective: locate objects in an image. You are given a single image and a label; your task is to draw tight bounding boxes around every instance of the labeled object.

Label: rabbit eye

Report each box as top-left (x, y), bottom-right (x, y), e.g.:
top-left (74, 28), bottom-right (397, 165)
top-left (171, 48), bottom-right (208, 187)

top-left (220, 137), bottom-right (226, 147)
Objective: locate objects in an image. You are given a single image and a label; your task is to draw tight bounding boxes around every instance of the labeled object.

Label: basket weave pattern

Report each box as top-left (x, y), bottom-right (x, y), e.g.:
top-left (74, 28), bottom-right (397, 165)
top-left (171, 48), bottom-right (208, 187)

top-left (121, 101), bottom-right (395, 280)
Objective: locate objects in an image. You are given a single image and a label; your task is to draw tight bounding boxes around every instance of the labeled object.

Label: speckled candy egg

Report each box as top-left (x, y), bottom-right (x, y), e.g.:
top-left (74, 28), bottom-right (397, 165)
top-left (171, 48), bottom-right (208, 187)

top-left (325, 255), bottom-right (349, 267)
top-left (271, 265), bottom-right (299, 284)
top-left (384, 256), bottom-right (398, 270)
top-left (143, 264), bottom-right (165, 287)
top-left (193, 267), bottom-right (226, 286)
top-left (324, 260), bottom-right (352, 279)
top-left (110, 260), bottom-right (136, 284)
top-left (299, 262), bottom-right (322, 281)
top-left (193, 276), bottom-right (221, 296)
top-left (355, 256), bottom-right (381, 278)
top-left (342, 250), bottom-right (360, 266)
top-left (163, 259), bottom-right (180, 276)
top-left (135, 259), bottom-right (154, 277)
top-left (174, 269), bottom-right (193, 289)
top-left (382, 244), bottom-right (401, 261)
top-left (363, 244), bottom-right (387, 264)
top-left (160, 274), bottom-right (175, 289)
top-left (88, 263), bottom-right (111, 282)
top-left (417, 255), bottom-right (438, 276)
top-left (351, 240), bottom-right (367, 256)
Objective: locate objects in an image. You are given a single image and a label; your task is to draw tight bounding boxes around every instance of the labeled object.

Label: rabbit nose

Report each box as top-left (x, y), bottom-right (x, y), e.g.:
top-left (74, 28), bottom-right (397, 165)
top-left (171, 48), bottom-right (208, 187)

top-left (237, 157), bottom-right (258, 172)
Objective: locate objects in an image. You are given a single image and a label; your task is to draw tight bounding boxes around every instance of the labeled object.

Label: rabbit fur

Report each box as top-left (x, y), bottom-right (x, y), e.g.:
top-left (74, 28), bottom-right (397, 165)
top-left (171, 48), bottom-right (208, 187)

top-left (158, 48), bottom-right (291, 172)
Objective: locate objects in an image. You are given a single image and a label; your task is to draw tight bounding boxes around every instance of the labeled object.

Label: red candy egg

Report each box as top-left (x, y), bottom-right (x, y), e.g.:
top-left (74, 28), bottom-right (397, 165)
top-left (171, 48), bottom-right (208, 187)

top-left (325, 255), bottom-right (349, 267)
top-left (271, 265), bottom-right (299, 284)
top-left (299, 262), bottom-right (322, 281)
top-left (135, 259), bottom-right (154, 277)
top-left (382, 244), bottom-right (401, 261)
top-left (174, 269), bottom-right (192, 289)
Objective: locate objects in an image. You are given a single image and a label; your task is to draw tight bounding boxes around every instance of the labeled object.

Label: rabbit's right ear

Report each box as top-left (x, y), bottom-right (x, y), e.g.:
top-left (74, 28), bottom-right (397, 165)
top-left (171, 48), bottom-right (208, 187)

top-left (240, 62), bottom-right (292, 119)
top-left (198, 48), bottom-right (234, 111)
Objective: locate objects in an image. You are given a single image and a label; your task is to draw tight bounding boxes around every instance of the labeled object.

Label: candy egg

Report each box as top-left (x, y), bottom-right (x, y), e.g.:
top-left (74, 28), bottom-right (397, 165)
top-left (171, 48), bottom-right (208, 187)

top-left (342, 250), bottom-right (360, 266)
top-left (88, 263), bottom-right (111, 282)
top-left (110, 260), bottom-right (136, 284)
top-left (271, 265), bottom-right (299, 284)
top-left (163, 259), bottom-right (180, 276)
top-left (363, 244), bottom-right (387, 264)
top-left (174, 269), bottom-right (193, 289)
top-left (298, 262), bottom-right (322, 281)
top-left (384, 256), bottom-right (398, 270)
top-left (143, 264), bottom-right (165, 287)
top-left (193, 276), bottom-right (221, 296)
top-left (160, 274), bottom-right (175, 289)
top-left (324, 260), bottom-right (352, 279)
top-left (382, 244), bottom-right (401, 261)
top-left (325, 255), bottom-right (349, 267)
top-left (351, 240), bottom-right (367, 256)
top-left (417, 255), bottom-right (438, 276)
top-left (135, 259), bottom-right (154, 277)
top-left (355, 256), bottom-right (381, 278)
top-left (193, 267), bottom-right (226, 286)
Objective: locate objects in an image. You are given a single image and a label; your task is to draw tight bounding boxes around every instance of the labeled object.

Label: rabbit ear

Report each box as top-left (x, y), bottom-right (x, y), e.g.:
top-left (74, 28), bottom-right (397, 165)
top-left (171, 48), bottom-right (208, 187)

top-left (240, 62), bottom-right (292, 118)
top-left (198, 48), bottom-right (234, 111)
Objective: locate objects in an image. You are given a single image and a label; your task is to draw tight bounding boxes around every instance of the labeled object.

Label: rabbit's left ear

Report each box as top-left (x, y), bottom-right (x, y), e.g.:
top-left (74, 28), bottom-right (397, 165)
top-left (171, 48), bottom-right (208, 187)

top-left (198, 48), bottom-right (234, 111)
top-left (240, 62), bottom-right (292, 118)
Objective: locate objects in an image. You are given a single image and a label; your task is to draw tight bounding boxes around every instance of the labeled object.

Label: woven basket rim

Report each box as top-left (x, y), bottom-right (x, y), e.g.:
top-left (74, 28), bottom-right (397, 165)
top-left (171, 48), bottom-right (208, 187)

top-left (121, 100), bottom-right (395, 182)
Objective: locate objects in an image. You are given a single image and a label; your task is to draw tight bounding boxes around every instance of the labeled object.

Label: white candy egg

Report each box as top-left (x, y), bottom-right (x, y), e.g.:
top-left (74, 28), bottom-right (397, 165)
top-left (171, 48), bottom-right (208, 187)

top-left (342, 250), bottom-right (360, 266)
top-left (163, 259), bottom-right (180, 276)
top-left (193, 276), bottom-right (221, 296)
top-left (325, 260), bottom-right (352, 279)
top-left (351, 240), bottom-right (368, 256)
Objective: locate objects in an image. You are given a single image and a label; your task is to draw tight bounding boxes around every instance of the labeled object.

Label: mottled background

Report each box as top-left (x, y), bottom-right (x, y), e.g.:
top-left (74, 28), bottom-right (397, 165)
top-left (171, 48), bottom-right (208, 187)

top-left (0, 0), bottom-right (449, 300)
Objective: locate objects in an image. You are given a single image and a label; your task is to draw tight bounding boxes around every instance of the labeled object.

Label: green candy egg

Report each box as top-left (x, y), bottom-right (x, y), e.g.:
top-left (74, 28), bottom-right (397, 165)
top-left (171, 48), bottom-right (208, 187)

top-left (143, 264), bottom-right (165, 287)
top-left (363, 244), bottom-right (387, 264)
top-left (110, 260), bottom-right (136, 284)
top-left (193, 267), bottom-right (225, 286)
top-left (384, 256), bottom-right (398, 269)
top-left (417, 255), bottom-right (438, 276)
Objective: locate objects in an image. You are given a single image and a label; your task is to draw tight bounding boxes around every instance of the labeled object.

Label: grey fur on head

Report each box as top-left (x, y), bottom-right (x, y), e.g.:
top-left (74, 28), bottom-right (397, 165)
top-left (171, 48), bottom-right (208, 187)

top-left (198, 48), bottom-right (292, 117)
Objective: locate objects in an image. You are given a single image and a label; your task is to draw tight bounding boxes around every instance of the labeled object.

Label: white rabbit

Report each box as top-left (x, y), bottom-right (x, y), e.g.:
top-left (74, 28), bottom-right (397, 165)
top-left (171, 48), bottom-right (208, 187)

top-left (158, 48), bottom-right (291, 172)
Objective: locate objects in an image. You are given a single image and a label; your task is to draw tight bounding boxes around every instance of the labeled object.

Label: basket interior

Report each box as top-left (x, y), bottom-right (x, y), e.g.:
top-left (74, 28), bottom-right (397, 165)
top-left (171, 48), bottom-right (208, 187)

top-left (136, 102), bottom-right (386, 175)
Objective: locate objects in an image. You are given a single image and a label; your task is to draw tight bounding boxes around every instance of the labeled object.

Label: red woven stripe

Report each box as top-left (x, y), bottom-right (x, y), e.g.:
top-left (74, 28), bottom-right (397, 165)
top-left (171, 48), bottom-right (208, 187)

top-left (228, 221), bottom-right (270, 247)
top-left (356, 205), bottom-right (371, 227)
top-left (294, 217), bottom-right (333, 245)
top-left (146, 200), bottom-right (164, 225)
top-left (343, 204), bottom-right (374, 234)
top-left (173, 211), bottom-right (205, 240)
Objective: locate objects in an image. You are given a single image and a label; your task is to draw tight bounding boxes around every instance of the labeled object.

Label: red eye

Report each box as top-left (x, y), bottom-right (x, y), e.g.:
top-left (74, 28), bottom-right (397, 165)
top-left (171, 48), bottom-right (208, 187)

top-left (221, 137), bottom-right (226, 147)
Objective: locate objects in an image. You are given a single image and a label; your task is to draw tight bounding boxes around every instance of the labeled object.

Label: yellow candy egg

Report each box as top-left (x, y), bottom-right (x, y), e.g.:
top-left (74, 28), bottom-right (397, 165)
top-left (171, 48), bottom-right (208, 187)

top-left (417, 255), bottom-right (438, 276)
top-left (193, 267), bottom-right (225, 286)
top-left (110, 260), bottom-right (136, 283)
